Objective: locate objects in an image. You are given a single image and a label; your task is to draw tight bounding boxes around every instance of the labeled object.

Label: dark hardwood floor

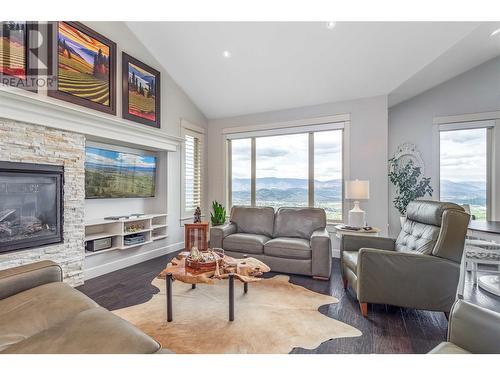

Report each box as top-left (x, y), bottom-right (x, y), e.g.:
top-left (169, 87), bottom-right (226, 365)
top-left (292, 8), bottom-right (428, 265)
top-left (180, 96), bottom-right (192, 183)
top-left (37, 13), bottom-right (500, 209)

top-left (77, 253), bottom-right (500, 354)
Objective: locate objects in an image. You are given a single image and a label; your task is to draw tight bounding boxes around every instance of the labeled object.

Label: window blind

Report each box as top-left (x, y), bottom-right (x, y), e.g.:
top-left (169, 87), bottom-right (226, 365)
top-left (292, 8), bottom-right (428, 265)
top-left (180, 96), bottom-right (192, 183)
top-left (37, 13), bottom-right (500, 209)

top-left (184, 133), bottom-right (202, 212)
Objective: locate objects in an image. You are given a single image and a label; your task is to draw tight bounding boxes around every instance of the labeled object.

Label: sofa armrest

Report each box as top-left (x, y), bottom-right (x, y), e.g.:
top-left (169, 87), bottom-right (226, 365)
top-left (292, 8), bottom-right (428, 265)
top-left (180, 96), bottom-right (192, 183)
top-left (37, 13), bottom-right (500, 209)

top-left (0, 260), bottom-right (62, 300)
top-left (357, 249), bottom-right (460, 312)
top-left (340, 234), bottom-right (395, 255)
top-left (209, 223), bottom-right (237, 248)
top-left (448, 299), bottom-right (500, 353)
top-left (311, 228), bottom-right (332, 279)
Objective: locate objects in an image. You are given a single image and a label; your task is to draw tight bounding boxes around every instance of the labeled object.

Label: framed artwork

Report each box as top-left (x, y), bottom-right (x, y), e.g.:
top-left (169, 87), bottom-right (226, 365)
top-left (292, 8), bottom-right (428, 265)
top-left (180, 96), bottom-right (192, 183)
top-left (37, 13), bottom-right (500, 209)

top-left (48, 21), bottom-right (116, 115)
top-left (122, 52), bottom-right (161, 128)
top-left (0, 21), bottom-right (38, 91)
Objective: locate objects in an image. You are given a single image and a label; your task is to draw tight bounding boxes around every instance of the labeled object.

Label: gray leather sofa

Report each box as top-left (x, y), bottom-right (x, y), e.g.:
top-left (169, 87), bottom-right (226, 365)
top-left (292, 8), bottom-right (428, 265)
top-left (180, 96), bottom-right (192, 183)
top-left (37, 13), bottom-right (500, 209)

top-left (429, 299), bottom-right (500, 354)
top-left (0, 261), bottom-right (165, 354)
top-left (341, 200), bottom-right (470, 317)
top-left (210, 206), bottom-right (332, 279)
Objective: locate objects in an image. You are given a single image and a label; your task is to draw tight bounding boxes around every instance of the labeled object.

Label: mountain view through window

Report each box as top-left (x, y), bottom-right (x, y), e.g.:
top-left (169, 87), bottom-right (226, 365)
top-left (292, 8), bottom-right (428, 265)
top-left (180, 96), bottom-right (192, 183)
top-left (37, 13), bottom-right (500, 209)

top-left (230, 129), bottom-right (343, 221)
top-left (440, 128), bottom-right (487, 220)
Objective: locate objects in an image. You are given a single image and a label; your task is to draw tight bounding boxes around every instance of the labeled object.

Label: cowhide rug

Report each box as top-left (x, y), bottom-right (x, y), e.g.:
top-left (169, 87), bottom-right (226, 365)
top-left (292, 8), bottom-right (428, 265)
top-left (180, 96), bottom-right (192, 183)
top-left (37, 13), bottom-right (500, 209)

top-left (113, 275), bottom-right (361, 354)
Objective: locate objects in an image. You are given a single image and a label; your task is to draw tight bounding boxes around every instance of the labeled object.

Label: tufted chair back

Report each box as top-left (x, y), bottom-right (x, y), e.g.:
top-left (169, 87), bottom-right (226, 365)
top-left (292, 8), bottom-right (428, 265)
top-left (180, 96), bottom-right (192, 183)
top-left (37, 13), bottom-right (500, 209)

top-left (396, 200), bottom-right (470, 263)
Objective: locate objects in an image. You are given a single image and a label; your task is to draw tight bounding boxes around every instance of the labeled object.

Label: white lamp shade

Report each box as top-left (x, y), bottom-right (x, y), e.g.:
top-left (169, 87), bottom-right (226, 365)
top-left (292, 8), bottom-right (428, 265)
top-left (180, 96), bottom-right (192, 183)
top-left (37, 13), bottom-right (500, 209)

top-left (345, 180), bottom-right (370, 200)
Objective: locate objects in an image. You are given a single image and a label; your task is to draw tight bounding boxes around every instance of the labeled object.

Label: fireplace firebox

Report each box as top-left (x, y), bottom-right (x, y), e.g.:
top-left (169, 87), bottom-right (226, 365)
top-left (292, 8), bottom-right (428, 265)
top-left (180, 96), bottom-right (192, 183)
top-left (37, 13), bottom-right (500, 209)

top-left (0, 161), bottom-right (63, 253)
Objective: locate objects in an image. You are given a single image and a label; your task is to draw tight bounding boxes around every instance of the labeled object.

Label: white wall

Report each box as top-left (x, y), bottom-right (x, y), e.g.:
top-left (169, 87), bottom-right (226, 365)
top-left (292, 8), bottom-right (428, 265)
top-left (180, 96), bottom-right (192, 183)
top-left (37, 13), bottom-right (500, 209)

top-left (207, 95), bottom-right (389, 235)
top-left (82, 23), bottom-right (208, 275)
top-left (388, 56), bottom-right (500, 235)
top-left (1, 22), bottom-right (208, 278)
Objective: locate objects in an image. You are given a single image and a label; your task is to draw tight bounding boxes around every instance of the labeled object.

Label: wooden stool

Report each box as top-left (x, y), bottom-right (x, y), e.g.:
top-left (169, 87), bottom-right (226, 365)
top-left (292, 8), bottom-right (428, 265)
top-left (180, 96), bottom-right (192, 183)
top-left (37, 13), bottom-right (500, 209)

top-left (184, 222), bottom-right (209, 251)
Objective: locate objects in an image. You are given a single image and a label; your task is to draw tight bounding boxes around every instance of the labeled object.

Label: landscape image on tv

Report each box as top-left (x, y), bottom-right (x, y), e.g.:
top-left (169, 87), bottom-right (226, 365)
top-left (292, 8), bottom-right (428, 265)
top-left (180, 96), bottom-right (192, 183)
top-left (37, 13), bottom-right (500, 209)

top-left (85, 147), bottom-right (156, 199)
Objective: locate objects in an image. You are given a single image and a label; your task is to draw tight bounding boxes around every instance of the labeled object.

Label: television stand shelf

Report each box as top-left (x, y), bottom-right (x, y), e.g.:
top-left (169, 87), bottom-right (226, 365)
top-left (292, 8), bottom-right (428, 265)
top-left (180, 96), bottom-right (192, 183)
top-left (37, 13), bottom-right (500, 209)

top-left (84, 214), bottom-right (167, 257)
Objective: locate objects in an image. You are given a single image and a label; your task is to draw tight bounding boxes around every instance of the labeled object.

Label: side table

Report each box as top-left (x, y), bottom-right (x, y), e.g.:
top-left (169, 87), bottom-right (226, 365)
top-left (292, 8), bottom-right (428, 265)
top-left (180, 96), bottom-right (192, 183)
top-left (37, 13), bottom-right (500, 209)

top-left (334, 225), bottom-right (381, 240)
top-left (184, 222), bottom-right (209, 251)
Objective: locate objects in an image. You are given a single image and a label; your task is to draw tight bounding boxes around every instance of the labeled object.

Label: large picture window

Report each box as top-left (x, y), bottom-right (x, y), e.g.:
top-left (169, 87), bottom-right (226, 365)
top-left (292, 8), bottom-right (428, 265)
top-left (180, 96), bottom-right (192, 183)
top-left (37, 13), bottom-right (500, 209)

top-left (227, 123), bottom-right (344, 222)
top-left (439, 125), bottom-right (490, 220)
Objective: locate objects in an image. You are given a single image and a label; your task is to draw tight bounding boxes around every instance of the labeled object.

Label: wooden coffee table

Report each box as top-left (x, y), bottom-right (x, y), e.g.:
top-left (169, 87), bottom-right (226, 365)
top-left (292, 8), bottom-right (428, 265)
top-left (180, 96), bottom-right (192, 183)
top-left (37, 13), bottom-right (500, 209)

top-left (158, 251), bottom-right (270, 322)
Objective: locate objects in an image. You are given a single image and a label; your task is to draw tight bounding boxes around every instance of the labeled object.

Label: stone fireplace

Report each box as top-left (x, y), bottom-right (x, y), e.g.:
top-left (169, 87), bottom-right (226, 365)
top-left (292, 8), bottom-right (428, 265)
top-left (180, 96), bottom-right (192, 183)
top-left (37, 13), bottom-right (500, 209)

top-left (0, 161), bottom-right (64, 253)
top-left (0, 118), bottom-right (85, 286)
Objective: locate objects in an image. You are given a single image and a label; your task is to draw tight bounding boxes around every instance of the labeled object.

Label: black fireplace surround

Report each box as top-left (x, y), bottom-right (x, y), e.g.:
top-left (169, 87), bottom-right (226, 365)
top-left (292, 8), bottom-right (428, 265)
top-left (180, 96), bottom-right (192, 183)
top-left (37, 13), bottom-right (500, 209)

top-left (0, 161), bottom-right (64, 253)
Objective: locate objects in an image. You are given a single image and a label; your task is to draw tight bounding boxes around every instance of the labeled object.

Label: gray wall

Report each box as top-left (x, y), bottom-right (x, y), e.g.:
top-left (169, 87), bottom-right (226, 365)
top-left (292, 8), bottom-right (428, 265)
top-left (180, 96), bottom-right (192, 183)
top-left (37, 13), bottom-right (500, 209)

top-left (208, 95), bottom-right (389, 235)
top-left (388, 56), bottom-right (500, 235)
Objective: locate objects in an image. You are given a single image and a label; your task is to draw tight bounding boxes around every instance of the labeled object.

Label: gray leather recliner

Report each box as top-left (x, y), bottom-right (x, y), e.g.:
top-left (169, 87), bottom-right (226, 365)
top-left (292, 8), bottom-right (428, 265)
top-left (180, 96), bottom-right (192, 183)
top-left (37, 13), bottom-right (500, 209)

top-left (210, 206), bottom-right (332, 279)
top-left (340, 200), bottom-right (470, 316)
top-left (429, 299), bottom-right (500, 354)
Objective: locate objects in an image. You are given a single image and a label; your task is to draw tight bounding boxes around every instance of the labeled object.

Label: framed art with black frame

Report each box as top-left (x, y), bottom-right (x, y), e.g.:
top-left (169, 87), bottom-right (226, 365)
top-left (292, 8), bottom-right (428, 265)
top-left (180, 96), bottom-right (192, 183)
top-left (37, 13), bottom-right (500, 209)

top-left (47, 21), bottom-right (116, 115)
top-left (122, 52), bottom-right (161, 128)
top-left (0, 21), bottom-right (38, 92)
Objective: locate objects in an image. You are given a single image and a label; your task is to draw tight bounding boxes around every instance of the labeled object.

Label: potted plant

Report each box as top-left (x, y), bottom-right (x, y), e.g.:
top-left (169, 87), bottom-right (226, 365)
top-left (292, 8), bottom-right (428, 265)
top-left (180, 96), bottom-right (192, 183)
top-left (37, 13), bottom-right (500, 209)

top-left (388, 157), bottom-right (433, 227)
top-left (210, 201), bottom-right (226, 226)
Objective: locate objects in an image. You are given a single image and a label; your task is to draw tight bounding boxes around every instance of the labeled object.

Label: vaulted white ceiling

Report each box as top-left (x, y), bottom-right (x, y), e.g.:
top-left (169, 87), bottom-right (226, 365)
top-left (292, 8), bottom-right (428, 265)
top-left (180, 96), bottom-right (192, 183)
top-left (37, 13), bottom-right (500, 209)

top-left (126, 22), bottom-right (499, 119)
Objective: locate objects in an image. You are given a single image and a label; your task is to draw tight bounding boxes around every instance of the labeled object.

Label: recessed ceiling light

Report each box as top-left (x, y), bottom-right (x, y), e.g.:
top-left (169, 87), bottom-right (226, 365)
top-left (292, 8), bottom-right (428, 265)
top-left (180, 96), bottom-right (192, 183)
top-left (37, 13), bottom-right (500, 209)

top-left (490, 28), bottom-right (500, 37)
top-left (326, 21), bottom-right (336, 30)
top-left (222, 50), bottom-right (231, 58)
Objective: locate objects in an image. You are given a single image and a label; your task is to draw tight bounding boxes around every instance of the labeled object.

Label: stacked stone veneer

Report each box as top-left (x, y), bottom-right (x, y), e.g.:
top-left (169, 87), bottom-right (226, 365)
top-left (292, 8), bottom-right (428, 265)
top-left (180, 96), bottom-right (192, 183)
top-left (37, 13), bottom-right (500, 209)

top-left (0, 118), bottom-right (85, 286)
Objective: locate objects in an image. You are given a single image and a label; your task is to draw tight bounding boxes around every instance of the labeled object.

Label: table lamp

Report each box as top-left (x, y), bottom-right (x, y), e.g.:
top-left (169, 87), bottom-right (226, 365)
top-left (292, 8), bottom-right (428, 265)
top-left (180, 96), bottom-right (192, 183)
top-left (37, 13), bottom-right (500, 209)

top-left (345, 180), bottom-right (370, 228)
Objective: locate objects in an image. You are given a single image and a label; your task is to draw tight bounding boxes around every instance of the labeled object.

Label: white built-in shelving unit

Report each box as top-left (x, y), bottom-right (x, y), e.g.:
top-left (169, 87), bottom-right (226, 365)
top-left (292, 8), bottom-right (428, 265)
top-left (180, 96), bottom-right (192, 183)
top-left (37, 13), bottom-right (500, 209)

top-left (84, 214), bottom-right (167, 257)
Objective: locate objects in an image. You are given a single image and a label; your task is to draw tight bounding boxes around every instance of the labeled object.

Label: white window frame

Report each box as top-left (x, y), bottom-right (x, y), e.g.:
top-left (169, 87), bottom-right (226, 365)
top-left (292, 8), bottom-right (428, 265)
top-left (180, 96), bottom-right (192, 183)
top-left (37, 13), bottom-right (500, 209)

top-left (223, 115), bottom-right (350, 223)
top-left (434, 115), bottom-right (498, 221)
top-left (180, 119), bottom-right (205, 221)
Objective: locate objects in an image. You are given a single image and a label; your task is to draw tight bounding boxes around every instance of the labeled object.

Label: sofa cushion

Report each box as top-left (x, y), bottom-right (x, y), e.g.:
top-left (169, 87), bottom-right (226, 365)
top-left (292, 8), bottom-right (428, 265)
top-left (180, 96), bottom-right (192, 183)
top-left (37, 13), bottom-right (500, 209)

top-left (396, 219), bottom-right (440, 254)
top-left (223, 233), bottom-right (270, 254)
top-left (342, 251), bottom-right (359, 273)
top-left (273, 207), bottom-right (326, 239)
top-left (264, 237), bottom-right (311, 260)
top-left (0, 282), bottom-right (97, 352)
top-left (230, 206), bottom-right (275, 237)
top-left (2, 307), bottom-right (161, 354)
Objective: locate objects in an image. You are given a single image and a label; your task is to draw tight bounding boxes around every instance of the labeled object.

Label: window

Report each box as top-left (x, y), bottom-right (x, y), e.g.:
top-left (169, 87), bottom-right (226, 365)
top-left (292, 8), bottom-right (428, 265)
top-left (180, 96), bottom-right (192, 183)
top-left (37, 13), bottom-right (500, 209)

top-left (314, 130), bottom-right (343, 221)
top-left (256, 133), bottom-right (309, 208)
top-left (227, 124), bottom-right (344, 222)
top-left (230, 138), bottom-right (252, 206)
top-left (181, 123), bottom-right (204, 219)
top-left (439, 126), bottom-right (489, 220)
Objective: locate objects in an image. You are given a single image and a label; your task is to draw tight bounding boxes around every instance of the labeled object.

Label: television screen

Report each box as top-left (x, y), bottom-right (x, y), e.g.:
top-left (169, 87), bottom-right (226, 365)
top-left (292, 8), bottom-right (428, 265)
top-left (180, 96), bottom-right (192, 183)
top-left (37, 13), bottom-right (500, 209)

top-left (85, 146), bottom-right (156, 199)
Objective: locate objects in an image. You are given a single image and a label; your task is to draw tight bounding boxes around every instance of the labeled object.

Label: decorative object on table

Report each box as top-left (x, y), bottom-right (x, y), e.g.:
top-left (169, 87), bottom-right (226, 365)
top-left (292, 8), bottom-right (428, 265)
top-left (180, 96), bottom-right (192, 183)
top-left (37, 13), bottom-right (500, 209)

top-left (48, 21), bottom-right (116, 114)
top-left (345, 179), bottom-right (370, 228)
top-left (122, 52), bottom-right (161, 128)
top-left (193, 206), bottom-right (201, 223)
top-left (114, 272), bottom-right (361, 353)
top-left (184, 222), bottom-right (209, 251)
top-left (85, 146), bottom-right (157, 199)
top-left (125, 223), bottom-right (145, 233)
top-left (0, 21), bottom-right (38, 91)
top-left (210, 201), bottom-right (226, 226)
top-left (389, 143), bottom-right (433, 226)
top-left (185, 248), bottom-right (225, 272)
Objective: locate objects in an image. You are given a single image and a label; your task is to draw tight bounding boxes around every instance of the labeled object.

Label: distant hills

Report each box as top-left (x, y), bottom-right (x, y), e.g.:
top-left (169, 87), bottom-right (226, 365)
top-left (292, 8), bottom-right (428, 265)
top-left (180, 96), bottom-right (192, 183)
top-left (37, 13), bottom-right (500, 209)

top-left (231, 177), bottom-right (486, 205)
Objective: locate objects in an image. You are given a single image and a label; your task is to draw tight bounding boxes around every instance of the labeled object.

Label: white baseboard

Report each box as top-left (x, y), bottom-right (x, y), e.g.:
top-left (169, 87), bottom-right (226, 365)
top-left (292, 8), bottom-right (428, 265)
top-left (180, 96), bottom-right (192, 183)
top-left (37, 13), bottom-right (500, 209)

top-left (332, 249), bottom-right (340, 258)
top-left (84, 241), bottom-right (184, 281)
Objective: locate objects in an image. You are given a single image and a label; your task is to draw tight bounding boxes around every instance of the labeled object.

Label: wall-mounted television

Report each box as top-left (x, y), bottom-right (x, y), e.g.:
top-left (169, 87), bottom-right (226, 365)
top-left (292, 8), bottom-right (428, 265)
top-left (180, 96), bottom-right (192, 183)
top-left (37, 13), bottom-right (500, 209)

top-left (85, 145), bottom-right (157, 199)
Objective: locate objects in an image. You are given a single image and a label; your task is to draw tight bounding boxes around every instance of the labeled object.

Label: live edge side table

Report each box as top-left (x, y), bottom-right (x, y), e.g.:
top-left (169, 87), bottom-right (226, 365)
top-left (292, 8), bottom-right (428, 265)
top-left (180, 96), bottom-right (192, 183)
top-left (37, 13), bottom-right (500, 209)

top-left (184, 222), bottom-right (209, 251)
